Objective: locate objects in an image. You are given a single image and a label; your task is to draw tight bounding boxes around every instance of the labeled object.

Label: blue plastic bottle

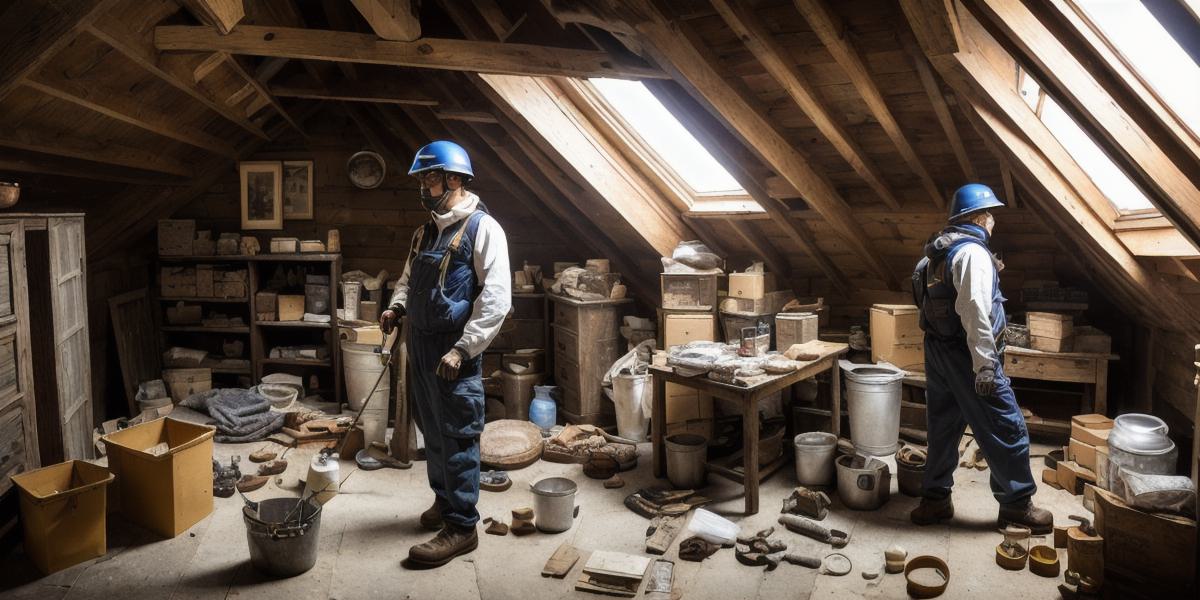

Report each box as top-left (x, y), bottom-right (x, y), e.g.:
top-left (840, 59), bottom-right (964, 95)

top-left (529, 385), bottom-right (557, 432)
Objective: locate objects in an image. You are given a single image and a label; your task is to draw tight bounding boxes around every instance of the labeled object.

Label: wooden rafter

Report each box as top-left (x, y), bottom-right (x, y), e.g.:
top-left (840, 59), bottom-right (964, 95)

top-left (712, 0), bottom-right (901, 210)
top-left (154, 24), bottom-right (668, 80)
top-left (899, 33), bottom-right (977, 181)
top-left (350, 0), bottom-right (420, 41)
top-left (0, 126), bottom-right (194, 178)
top-left (179, 0), bottom-right (245, 35)
top-left (964, 0), bottom-right (1200, 249)
top-left (221, 53), bottom-right (306, 136)
top-left (0, 0), bottom-right (118, 103)
top-left (270, 78), bottom-right (439, 106)
top-left (0, 151), bottom-right (185, 186)
top-left (795, 0), bottom-right (944, 209)
top-left (616, 0), bottom-right (895, 290)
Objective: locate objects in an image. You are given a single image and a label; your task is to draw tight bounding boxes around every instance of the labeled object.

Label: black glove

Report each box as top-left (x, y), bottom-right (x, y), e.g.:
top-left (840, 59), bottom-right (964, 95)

top-left (975, 367), bottom-right (996, 397)
top-left (380, 305), bottom-right (405, 334)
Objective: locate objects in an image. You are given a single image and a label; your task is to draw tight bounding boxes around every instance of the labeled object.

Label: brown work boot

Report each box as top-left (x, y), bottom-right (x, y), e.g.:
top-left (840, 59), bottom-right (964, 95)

top-left (419, 499), bottom-right (446, 531)
top-left (998, 499), bottom-right (1053, 535)
top-left (408, 524), bottom-right (479, 567)
top-left (910, 495), bottom-right (955, 526)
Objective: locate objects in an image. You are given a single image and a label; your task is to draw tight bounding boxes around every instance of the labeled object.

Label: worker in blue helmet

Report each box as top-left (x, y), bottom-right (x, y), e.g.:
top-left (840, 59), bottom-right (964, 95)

top-left (909, 183), bottom-right (1052, 534)
top-left (381, 140), bottom-right (511, 566)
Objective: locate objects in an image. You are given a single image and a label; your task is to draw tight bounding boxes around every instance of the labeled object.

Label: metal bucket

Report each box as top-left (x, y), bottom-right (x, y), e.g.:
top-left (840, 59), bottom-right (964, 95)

top-left (841, 361), bottom-right (904, 456)
top-left (531, 477), bottom-right (578, 533)
top-left (793, 432), bottom-right (837, 487)
top-left (243, 497), bottom-right (323, 577)
top-left (341, 341), bottom-right (389, 411)
top-left (665, 434), bottom-right (708, 489)
top-left (835, 454), bottom-right (891, 510)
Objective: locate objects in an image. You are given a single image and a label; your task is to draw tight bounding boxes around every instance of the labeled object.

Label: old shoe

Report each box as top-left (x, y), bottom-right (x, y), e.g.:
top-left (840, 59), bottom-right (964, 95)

top-left (910, 495), bottom-right (955, 526)
top-left (997, 499), bottom-right (1053, 535)
top-left (408, 524), bottom-right (479, 567)
top-left (420, 499), bottom-right (446, 531)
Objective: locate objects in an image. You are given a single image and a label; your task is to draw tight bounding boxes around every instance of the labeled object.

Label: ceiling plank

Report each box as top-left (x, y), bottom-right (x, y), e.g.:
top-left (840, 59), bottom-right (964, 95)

top-left (0, 151), bottom-right (186, 186)
top-left (350, 0), bottom-right (420, 41)
top-left (899, 32), bottom-right (976, 182)
top-left (221, 53), bottom-right (306, 136)
top-left (86, 17), bottom-right (270, 139)
top-left (0, 0), bottom-right (118, 103)
top-left (22, 72), bottom-right (238, 158)
top-left (795, 0), bottom-right (944, 209)
top-left (711, 0), bottom-right (901, 210)
top-left (898, 0), bottom-right (965, 57)
top-left (179, 0), bottom-right (245, 35)
top-left (964, 0), bottom-right (1200, 251)
top-left (0, 126), bottom-right (194, 178)
top-left (270, 78), bottom-right (439, 106)
top-left (153, 24), bottom-right (668, 80)
top-left (617, 0), bottom-right (895, 290)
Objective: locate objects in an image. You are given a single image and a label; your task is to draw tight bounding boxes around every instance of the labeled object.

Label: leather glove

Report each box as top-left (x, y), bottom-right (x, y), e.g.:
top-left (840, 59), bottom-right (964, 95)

top-left (380, 307), bottom-right (403, 334)
top-left (975, 367), bottom-right (996, 397)
top-left (436, 347), bottom-right (467, 380)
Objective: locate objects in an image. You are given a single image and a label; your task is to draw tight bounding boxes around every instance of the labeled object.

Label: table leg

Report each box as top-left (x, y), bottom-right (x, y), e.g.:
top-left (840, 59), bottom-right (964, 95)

top-left (652, 373), bottom-right (667, 478)
top-left (831, 358), bottom-right (842, 440)
top-left (744, 392), bottom-right (760, 515)
top-left (1094, 360), bottom-right (1108, 416)
top-left (784, 382), bottom-right (796, 445)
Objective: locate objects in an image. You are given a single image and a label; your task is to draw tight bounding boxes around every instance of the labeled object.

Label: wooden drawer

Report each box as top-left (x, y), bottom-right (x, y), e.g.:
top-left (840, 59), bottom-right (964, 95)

top-left (554, 353), bottom-right (583, 397)
top-left (0, 405), bottom-right (28, 495)
top-left (1004, 352), bottom-right (1094, 383)
top-left (552, 301), bottom-right (618, 339)
top-left (551, 324), bottom-right (580, 361)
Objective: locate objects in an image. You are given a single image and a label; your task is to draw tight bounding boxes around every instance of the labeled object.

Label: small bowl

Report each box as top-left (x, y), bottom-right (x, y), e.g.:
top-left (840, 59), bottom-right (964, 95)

top-left (0, 182), bottom-right (19, 208)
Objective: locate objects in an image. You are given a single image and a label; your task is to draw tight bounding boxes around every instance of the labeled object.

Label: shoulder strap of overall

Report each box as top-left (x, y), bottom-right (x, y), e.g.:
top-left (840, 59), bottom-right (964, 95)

top-left (438, 210), bottom-right (485, 287)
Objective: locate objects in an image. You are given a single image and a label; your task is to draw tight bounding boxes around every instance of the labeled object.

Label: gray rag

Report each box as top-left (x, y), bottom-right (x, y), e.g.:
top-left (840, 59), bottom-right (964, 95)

top-left (181, 388), bottom-right (285, 443)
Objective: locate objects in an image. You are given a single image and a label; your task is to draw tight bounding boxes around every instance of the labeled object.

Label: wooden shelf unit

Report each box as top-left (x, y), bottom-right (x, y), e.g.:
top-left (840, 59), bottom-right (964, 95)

top-left (156, 253), bottom-right (343, 405)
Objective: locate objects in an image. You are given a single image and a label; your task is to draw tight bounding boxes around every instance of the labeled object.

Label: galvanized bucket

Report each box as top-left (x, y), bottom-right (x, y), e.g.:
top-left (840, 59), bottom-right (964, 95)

top-left (840, 361), bottom-right (905, 456)
top-left (243, 497), bottom-right (323, 578)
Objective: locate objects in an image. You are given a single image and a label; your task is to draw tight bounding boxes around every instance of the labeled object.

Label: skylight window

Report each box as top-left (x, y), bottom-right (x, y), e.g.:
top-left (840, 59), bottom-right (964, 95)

top-left (590, 78), bottom-right (747, 197)
top-left (1073, 0), bottom-right (1200, 136)
top-left (1019, 69), bottom-right (1154, 212)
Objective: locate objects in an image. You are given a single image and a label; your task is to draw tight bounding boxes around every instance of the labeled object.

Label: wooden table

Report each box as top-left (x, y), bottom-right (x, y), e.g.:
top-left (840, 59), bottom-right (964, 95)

top-left (1002, 346), bottom-right (1119, 415)
top-left (650, 340), bottom-right (849, 514)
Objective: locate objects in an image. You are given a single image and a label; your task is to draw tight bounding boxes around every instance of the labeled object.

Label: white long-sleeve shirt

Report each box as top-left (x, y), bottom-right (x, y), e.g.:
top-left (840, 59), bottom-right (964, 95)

top-left (950, 243), bottom-right (1000, 374)
top-left (387, 192), bottom-right (512, 358)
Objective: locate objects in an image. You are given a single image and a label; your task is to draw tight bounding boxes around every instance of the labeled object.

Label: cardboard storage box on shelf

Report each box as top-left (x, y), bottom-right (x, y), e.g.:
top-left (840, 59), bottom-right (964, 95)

top-left (270, 237), bottom-right (300, 253)
top-left (720, 290), bottom-right (794, 315)
top-left (195, 265), bottom-right (214, 297)
top-left (255, 291), bottom-right (278, 321)
top-left (11, 461), bottom-right (115, 574)
top-left (213, 281), bottom-right (246, 299)
top-left (1072, 326), bottom-right (1112, 354)
top-left (660, 273), bottom-right (719, 311)
top-left (727, 272), bottom-right (775, 299)
top-left (191, 238), bottom-right (215, 256)
top-left (161, 267), bottom-right (197, 298)
top-left (162, 368), bottom-right (211, 402)
top-left (869, 305), bottom-right (924, 372)
top-left (278, 295), bottom-right (305, 321)
top-left (101, 418), bottom-right (216, 538)
top-left (775, 313), bottom-right (817, 350)
top-left (157, 219), bottom-right (195, 256)
top-left (1094, 487), bottom-right (1196, 592)
top-left (662, 312), bottom-right (716, 435)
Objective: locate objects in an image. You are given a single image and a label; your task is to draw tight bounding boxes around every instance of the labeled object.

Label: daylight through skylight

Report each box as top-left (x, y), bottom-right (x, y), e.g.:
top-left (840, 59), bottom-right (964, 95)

top-left (590, 78), bottom-right (746, 195)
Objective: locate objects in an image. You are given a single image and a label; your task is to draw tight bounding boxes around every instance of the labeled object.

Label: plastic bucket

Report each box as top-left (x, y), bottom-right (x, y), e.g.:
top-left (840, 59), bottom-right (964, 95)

top-left (841, 361), bottom-right (904, 456)
top-left (665, 434), bottom-right (708, 488)
top-left (794, 432), bottom-right (837, 486)
top-left (531, 477), bottom-right (577, 533)
top-left (612, 373), bottom-right (649, 442)
top-left (244, 497), bottom-right (322, 577)
top-left (341, 341), bottom-right (389, 411)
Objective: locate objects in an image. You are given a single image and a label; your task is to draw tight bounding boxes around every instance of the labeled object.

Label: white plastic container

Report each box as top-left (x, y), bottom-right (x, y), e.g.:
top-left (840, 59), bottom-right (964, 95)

top-left (686, 508), bottom-right (740, 546)
top-left (341, 341), bottom-right (389, 411)
top-left (611, 373), bottom-right (649, 442)
top-left (840, 361), bottom-right (905, 456)
top-left (303, 453), bottom-right (340, 505)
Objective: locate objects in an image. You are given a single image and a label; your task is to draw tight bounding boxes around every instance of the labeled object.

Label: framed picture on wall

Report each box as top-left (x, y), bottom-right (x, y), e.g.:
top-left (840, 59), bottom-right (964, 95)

top-left (283, 160), bottom-right (313, 220)
top-left (240, 161), bottom-right (283, 230)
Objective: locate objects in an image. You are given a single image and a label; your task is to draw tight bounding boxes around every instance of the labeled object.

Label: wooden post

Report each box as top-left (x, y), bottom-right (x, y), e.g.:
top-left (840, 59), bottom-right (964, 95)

top-left (831, 358), bottom-right (842, 440)
top-left (743, 390), bottom-right (761, 515)
top-left (652, 372), bottom-right (666, 478)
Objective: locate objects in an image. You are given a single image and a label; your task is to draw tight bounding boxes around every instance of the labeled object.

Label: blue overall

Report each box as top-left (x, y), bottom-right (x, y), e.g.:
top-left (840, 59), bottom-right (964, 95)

top-left (912, 224), bottom-right (1036, 505)
top-left (406, 210), bottom-right (487, 528)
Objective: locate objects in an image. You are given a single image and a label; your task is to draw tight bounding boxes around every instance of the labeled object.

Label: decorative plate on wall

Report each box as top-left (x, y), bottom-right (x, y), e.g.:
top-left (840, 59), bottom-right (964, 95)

top-left (347, 150), bottom-right (386, 190)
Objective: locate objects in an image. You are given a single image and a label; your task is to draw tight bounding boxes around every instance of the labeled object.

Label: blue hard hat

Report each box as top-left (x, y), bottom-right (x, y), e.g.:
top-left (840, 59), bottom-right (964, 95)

top-left (948, 183), bottom-right (1004, 221)
top-left (408, 140), bottom-right (474, 179)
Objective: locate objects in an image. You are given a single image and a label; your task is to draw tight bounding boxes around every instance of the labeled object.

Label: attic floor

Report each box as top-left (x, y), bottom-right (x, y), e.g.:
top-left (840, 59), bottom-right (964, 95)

top-left (1, 439), bottom-right (1083, 600)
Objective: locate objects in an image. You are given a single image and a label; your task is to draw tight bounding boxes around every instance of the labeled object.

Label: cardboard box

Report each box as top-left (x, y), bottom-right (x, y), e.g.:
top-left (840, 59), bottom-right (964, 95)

top-left (1068, 438), bottom-right (1099, 471)
top-left (278, 295), bottom-right (305, 321)
top-left (270, 237), bottom-right (299, 253)
top-left (720, 290), bottom-right (794, 315)
top-left (662, 312), bottom-right (716, 426)
top-left (727, 272), bottom-right (775, 299)
top-left (1055, 460), bottom-right (1095, 495)
top-left (869, 305), bottom-right (925, 371)
top-left (1071, 414), bottom-right (1113, 446)
top-left (300, 240), bottom-right (325, 253)
top-left (1040, 467), bottom-right (1061, 489)
top-left (191, 238), bottom-right (215, 256)
top-left (255, 291), bottom-right (278, 313)
top-left (1027, 312), bottom-right (1073, 339)
top-left (11, 461), bottom-right (115, 574)
top-left (195, 265), bottom-right (214, 297)
top-left (213, 281), bottom-right (246, 299)
top-left (775, 312), bottom-right (818, 350)
top-left (160, 267), bottom-right (197, 298)
top-left (162, 368), bottom-right (211, 402)
top-left (101, 418), bottom-right (215, 538)
top-left (660, 273), bottom-right (719, 311)
top-left (1094, 487), bottom-right (1196, 592)
top-left (157, 220), bottom-right (195, 256)
top-left (1030, 334), bottom-right (1072, 353)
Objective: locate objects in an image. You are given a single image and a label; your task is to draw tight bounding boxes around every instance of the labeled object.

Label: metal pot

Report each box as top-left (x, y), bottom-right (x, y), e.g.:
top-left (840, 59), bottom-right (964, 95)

top-left (841, 361), bottom-right (904, 456)
top-left (531, 477), bottom-right (578, 533)
top-left (836, 454), bottom-right (891, 510)
top-left (243, 497), bottom-right (322, 577)
top-left (665, 434), bottom-right (708, 489)
top-left (1107, 414), bottom-right (1177, 493)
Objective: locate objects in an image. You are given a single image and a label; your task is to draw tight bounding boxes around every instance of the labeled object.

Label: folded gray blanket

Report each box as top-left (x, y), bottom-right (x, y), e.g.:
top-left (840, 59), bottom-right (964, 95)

top-left (180, 388), bottom-right (285, 443)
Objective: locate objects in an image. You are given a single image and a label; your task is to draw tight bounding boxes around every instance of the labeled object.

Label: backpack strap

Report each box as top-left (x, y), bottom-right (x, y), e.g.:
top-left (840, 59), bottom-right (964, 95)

top-left (437, 211), bottom-right (483, 288)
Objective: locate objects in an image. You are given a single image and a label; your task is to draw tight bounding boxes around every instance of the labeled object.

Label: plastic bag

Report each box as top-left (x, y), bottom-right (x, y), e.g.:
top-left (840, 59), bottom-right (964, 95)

top-left (686, 508), bottom-right (740, 546)
top-left (671, 240), bottom-right (723, 271)
top-left (1119, 470), bottom-right (1196, 518)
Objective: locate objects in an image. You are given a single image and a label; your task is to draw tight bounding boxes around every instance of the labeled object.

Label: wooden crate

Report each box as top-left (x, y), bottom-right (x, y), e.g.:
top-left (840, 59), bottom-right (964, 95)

top-left (1072, 326), bottom-right (1112, 354)
top-left (775, 312), bottom-right (818, 350)
top-left (1027, 312), bottom-right (1073, 339)
top-left (161, 267), bottom-right (196, 298)
top-left (869, 305), bottom-right (924, 371)
top-left (1030, 334), bottom-right (1072, 353)
top-left (660, 273), bottom-right (718, 311)
top-left (157, 220), bottom-right (194, 256)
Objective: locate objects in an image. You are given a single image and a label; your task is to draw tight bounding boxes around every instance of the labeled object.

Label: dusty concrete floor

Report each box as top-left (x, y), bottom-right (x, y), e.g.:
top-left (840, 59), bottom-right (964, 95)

top-left (0, 437), bottom-right (1085, 599)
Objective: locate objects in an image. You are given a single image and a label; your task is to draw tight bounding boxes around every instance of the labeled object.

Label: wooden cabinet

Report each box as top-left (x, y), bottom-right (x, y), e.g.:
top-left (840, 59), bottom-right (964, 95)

top-left (0, 219), bottom-right (41, 494)
top-left (547, 295), bottom-right (630, 425)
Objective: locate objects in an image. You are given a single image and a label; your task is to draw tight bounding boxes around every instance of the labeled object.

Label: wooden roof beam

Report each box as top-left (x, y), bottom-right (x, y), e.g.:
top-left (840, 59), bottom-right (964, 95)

top-left (964, 0), bottom-right (1200, 251)
top-left (899, 0), bottom-right (965, 57)
top-left (179, 0), bottom-right (245, 35)
top-left (270, 77), bottom-right (439, 106)
top-left (0, 126), bottom-right (194, 178)
top-left (221, 53), bottom-right (306, 137)
top-left (712, 0), bottom-right (901, 210)
top-left (350, 0), bottom-right (420, 42)
top-left (0, 0), bottom-right (118, 103)
top-left (0, 150), bottom-right (186, 186)
top-left (899, 33), bottom-right (977, 182)
top-left (795, 0), bottom-right (944, 209)
top-left (154, 24), bottom-right (668, 80)
top-left (617, 0), bottom-right (893, 290)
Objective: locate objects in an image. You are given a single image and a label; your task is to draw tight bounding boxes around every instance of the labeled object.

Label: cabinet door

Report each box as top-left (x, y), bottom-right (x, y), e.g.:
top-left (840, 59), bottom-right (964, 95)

top-left (0, 221), bottom-right (39, 494)
top-left (48, 216), bottom-right (91, 460)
